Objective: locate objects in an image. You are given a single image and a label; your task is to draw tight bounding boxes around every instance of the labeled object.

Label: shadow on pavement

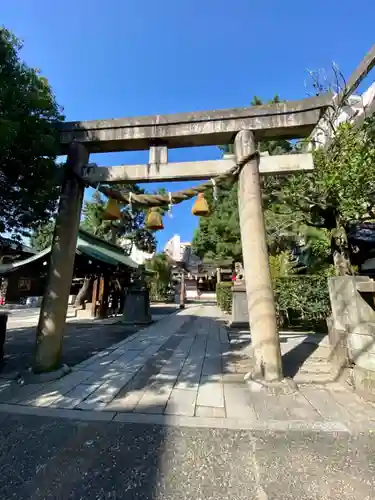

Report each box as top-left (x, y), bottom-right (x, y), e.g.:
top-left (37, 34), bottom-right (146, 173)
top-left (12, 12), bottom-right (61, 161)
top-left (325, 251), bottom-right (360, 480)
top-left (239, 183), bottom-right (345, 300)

top-left (0, 409), bottom-right (373, 499)
top-left (0, 304), bottom-right (339, 422)
top-left (282, 336), bottom-right (324, 378)
top-left (0, 305), bottom-right (178, 375)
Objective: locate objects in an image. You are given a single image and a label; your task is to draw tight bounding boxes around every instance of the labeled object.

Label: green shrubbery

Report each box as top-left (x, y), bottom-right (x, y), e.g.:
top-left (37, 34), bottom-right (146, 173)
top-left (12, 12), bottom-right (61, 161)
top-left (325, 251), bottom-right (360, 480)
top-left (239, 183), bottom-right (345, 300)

top-left (216, 275), bottom-right (331, 330)
top-left (216, 282), bottom-right (232, 313)
top-left (148, 281), bottom-right (170, 302)
top-left (274, 274), bottom-right (331, 330)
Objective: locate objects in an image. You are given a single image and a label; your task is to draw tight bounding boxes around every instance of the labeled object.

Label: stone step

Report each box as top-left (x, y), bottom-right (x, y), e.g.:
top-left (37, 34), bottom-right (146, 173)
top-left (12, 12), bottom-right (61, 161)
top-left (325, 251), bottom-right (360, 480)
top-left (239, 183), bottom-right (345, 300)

top-left (298, 363), bottom-right (332, 374)
top-left (294, 372), bottom-right (334, 384)
top-left (300, 356), bottom-right (329, 363)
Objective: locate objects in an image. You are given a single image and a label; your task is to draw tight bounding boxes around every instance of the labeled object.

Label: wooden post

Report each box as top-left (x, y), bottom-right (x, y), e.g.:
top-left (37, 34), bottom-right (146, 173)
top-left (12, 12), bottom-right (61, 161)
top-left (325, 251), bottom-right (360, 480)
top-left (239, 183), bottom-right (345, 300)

top-left (98, 275), bottom-right (110, 318)
top-left (179, 271), bottom-right (185, 309)
top-left (235, 130), bottom-right (282, 381)
top-left (33, 142), bottom-right (89, 373)
top-left (91, 278), bottom-right (99, 317)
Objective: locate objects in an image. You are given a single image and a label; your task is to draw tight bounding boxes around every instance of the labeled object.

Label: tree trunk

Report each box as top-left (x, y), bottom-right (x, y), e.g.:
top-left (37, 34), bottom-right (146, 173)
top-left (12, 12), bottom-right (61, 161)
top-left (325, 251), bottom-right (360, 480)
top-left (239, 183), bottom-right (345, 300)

top-left (331, 218), bottom-right (353, 276)
top-left (74, 277), bottom-right (92, 308)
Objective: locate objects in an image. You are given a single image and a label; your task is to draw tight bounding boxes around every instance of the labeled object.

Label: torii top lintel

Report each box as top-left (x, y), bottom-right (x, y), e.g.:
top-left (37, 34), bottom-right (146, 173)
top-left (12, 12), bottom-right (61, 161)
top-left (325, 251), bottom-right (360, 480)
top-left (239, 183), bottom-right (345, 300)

top-left (57, 94), bottom-right (332, 154)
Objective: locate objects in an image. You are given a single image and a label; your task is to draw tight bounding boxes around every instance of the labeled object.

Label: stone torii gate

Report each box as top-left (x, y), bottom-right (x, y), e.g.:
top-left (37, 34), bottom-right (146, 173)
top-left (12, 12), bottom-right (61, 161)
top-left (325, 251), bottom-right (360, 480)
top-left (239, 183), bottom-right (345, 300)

top-left (33, 95), bottom-right (331, 381)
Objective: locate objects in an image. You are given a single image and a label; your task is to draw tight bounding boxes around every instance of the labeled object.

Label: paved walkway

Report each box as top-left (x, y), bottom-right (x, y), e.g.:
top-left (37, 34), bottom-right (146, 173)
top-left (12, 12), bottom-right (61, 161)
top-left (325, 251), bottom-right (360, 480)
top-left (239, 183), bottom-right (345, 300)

top-left (1, 304), bottom-right (375, 433)
top-left (1, 303), bottom-right (175, 375)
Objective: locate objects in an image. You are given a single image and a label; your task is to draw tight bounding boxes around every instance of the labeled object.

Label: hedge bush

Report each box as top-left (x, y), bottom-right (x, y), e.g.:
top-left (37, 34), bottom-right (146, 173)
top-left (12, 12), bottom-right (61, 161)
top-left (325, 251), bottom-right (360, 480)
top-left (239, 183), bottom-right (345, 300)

top-left (216, 282), bottom-right (232, 313)
top-left (216, 275), bottom-right (331, 330)
top-left (274, 274), bottom-right (331, 330)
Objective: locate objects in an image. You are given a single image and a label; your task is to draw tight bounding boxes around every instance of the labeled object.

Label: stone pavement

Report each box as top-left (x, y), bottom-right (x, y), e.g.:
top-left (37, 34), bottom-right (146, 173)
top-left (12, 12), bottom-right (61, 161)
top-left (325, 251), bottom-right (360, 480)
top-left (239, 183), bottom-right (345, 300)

top-left (0, 304), bottom-right (375, 433)
top-left (0, 303), bottom-right (176, 375)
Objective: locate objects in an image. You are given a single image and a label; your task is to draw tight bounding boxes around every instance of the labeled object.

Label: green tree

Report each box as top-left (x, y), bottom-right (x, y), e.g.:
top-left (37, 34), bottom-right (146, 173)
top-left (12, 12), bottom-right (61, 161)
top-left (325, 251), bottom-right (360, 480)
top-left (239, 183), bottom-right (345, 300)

top-left (0, 28), bottom-right (63, 245)
top-left (30, 185), bottom-right (161, 254)
top-left (146, 253), bottom-right (172, 300)
top-left (192, 181), bottom-right (241, 260)
top-left (297, 226), bottom-right (332, 273)
top-left (109, 185), bottom-right (169, 253)
top-left (272, 117), bottom-right (375, 275)
top-left (80, 191), bottom-right (110, 238)
top-left (29, 194), bottom-right (107, 253)
top-left (269, 251), bottom-right (298, 280)
top-left (146, 252), bottom-right (171, 284)
top-left (193, 96), bottom-right (293, 261)
top-left (194, 94), bottom-right (375, 277)
top-left (91, 184), bottom-right (158, 253)
top-left (29, 219), bottom-right (55, 251)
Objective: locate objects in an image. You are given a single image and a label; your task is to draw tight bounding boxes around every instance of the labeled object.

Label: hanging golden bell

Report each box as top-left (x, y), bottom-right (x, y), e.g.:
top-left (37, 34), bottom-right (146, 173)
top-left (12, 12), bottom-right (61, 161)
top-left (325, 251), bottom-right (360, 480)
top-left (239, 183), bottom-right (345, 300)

top-left (102, 198), bottom-right (122, 220)
top-left (146, 207), bottom-right (164, 231)
top-left (192, 192), bottom-right (210, 217)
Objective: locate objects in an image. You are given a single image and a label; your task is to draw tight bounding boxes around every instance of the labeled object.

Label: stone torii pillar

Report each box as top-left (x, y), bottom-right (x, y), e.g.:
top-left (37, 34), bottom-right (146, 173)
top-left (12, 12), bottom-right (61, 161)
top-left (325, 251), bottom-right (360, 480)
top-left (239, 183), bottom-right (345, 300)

top-left (33, 142), bottom-right (89, 373)
top-left (235, 130), bottom-right (282, 381)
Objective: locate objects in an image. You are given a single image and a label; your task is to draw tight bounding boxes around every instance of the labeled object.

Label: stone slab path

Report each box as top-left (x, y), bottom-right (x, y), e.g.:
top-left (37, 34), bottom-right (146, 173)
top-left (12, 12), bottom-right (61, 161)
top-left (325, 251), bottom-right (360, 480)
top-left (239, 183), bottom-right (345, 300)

top-left (1, 304), bottom-right (375, 432)
top-left (0, 303), bottom-right (176, 375)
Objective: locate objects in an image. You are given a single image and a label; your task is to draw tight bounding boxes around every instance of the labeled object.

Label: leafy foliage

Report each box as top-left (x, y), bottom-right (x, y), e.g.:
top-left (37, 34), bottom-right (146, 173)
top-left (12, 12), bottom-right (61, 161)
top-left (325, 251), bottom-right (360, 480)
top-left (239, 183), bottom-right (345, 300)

top-left (30, 193), bottom-right (110, 252)
top-left (274, 274), bottom-right (332, 330)
top-left (0, 28), bottom-right (63, 243)
top-left (146, 253), bottom-right (172, 301)
top-left (313, 120), bottom-right (375, 222)
top-left (297, 226), bottom-right (332, 273)
top-left (216, 272), bottom-right (331, 329)
top-left (80, 191), bottom-right (110, 239)
top-left (263, 175), bottom-right (306, 256)
top-left (216, 282), bottom-right (232, 313)
top-left (268, 116), bottom-right (375, 274)
top-left (192, 182), bottom-right (241, 260)
top-left (31, 187), bottom-right (159, 254)
top-left (269, 251), bottom-right (298, 280)
top-left (196, 93), bottom-right (375, 326)
top-left (29, 219), bottom-right (55, 251)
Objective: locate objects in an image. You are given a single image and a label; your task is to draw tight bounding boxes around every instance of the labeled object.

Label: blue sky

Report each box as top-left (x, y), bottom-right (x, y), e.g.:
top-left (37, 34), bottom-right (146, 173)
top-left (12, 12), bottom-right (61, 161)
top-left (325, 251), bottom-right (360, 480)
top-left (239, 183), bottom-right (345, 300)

top-left (2, 0), bottom-right (374, 250)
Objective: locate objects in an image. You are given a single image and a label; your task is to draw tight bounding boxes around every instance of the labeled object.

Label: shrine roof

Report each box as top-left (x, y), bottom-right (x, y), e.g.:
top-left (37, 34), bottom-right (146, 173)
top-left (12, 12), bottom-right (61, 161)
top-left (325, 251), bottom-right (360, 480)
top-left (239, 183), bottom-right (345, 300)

top-left (0, 230), bottom-right (139, 275)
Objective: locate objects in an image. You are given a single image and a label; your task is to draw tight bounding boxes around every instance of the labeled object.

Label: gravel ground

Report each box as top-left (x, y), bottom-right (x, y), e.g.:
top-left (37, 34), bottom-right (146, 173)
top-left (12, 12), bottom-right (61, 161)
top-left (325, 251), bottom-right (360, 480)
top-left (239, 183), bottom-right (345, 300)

top-left (0, 412), bottom-right (374, 499)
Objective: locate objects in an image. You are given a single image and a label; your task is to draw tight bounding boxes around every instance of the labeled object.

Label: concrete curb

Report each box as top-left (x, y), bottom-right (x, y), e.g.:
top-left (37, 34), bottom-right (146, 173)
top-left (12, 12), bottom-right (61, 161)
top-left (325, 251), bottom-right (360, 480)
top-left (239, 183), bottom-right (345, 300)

top-left (0, 402), bottom-right (354, 433)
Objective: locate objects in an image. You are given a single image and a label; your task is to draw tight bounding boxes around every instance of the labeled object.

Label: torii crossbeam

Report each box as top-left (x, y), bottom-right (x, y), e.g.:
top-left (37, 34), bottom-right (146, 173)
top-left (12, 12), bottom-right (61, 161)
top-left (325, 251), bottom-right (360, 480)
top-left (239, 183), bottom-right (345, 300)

top-left (58, 95), bottom-right (330, 154)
